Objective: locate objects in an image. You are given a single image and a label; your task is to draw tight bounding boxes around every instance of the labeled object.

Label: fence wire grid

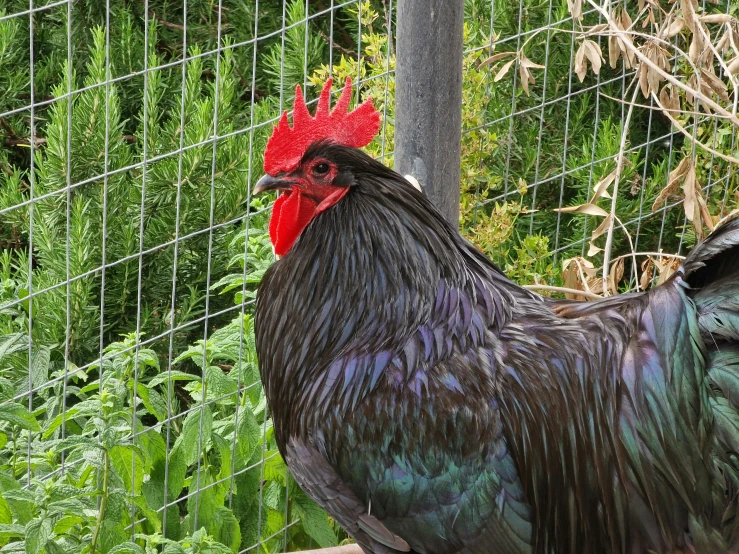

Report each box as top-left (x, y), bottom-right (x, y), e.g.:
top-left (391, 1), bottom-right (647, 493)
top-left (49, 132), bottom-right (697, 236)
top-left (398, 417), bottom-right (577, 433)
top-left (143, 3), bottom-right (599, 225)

top-left (0, 0), bottom-right (738, 553)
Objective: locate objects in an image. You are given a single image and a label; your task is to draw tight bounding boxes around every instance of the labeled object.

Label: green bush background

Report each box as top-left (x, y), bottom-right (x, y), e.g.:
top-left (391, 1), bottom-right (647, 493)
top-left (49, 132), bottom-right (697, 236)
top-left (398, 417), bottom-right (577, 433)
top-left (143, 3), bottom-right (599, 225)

top-left (0, 0), bottom-right (737, 552)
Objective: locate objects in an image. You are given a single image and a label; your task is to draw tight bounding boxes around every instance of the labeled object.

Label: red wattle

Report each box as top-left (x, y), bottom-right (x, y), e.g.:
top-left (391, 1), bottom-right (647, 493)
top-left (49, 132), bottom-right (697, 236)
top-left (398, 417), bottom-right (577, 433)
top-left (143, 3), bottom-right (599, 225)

top-left (269, 189), bottom-right (318, 256)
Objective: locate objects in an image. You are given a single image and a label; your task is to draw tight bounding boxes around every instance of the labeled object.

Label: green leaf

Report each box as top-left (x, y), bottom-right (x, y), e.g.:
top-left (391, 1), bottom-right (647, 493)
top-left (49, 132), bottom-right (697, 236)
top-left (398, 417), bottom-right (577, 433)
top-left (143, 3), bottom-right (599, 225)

top-left (100, 518), bottom-right (128, 554)
top-left (3, 490), bottom-right (34, 524)
top-left (204, 366), bottom-right (237, 401)
top-left (43, 540), bottom-right (67, 554)
top-left (0, 333), bottom-right (27, 362)
top-left (136, 349), bottom-right (160, 371)
top-left (175, 405), bottom-right (212, 467)
top-left (211, 506), bottom-right (241, 553)
top-left (0, 470), bottom-right (20, 492)
top-left (43, 399), bottom-right (100, 438)
top-left (147, 371), bottom-right (201, 388)
top-left (47, 499), bottom-right (86, 518)
top-left (292, 489), bottom-right (338, 548)
top-left (263, 450), bottom-right (288, 486)
top-left (186, 468), bottom-right (219, 536)
top-left (31, 346), bottom-right (50, 390)
top-left (234, 406), bottom-right (261, 466)
top-left (24, 517), bottom-right (52, 554)
top-left (109, 445), bottom-right (146, 495)
top-left (82, 447), bottom-right (106, 470)
top-left (52, 514), bottom-right (86, 536)
top-left (0, 496), bottom-right (11, 524)
top-left (165, 444), bottom-right (187, 499)
top-left (161, 543), bottom-right (186, 554)
top-left (0, 523), bottom-right (25, 541)
top-left (0, 403), bottom-right (40, 432)
top-left (107, 542), bottom-right (146, 554)
top-left (127, 381), bottom-right (166, 422)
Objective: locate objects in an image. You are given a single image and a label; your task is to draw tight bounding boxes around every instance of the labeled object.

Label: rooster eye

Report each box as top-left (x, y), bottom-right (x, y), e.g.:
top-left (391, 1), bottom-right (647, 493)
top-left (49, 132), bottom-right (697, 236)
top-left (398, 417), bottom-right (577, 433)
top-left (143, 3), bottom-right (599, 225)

top-left (312, 162), bottom-right (330, 176)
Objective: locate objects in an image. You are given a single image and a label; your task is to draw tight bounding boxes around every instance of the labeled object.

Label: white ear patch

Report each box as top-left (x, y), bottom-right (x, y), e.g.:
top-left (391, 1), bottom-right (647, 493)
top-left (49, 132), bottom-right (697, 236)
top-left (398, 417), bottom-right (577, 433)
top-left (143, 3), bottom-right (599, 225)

top-left (404, 174), bottom-right (423, 192)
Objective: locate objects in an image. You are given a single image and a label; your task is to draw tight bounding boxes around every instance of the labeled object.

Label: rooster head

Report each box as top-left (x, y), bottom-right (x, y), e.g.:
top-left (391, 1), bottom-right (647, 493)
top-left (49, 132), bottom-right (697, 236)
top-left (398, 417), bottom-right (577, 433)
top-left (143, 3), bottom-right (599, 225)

top-left (254, 78), bottom-right (381, 256)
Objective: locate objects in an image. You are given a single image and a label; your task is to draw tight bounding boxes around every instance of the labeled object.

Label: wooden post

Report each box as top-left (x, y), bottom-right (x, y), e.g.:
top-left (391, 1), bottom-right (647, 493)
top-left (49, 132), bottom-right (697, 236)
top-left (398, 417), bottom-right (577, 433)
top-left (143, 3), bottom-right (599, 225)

top-left (394, 0), bottom-right (465, 226)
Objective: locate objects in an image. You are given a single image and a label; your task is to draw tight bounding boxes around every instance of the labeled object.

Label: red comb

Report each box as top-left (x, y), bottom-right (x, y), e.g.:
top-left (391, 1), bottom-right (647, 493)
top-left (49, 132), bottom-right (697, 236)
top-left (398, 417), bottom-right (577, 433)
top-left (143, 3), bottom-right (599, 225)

top-left (263, 78), bottom-right (381, 176)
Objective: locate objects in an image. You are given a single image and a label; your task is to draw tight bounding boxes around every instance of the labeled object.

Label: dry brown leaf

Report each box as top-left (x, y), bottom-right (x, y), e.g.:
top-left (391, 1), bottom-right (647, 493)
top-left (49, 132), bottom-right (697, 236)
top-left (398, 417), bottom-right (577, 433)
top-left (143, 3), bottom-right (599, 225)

top-left (567, 0), bottom-right (583, 21)
top-left (587, 214), bottom-right (613, 257)
top-left (609, 35), bottom-right (622, 69)
top-left (575, 41), bottom-right (588, 82)
top-left (520, 54), bottom-right (545, 70)
top-left (555, 203), bottom-right (610, 217)
top-left (587, 277), bottom-right (604, 295)
top-left (562, 257), bottom-right (598, 299)
top-left (494, 58), bottom-right (517, 82)
top-left (682, 162), bottom-right (699, 224)
top-left (519, 54), bottom-right (544, 95)
top-left (562, 259), bottom-right (586, 299)
top-left (658, 84), bottom-right (681, 113)
top-left (638, 62), bottom-right (650, 98)
top-left (728, 56), bottom-right (739, 76)
top-left (640, 258), bottom-right (654, 290)
top-left (678, 160), bottom-right (711, 240)
top-left (624, 38), bottom-right (636, 68)
top-left (689, 30), bottom-right (703, 64)
top-left (652, 156), bottom-right (691, 211)
top-left (700, 14), bottom-right (734, 24)
top-left (682, 0), bottom-right (697, 33)
top-left (479, 51), bottom-right (516, 68)
top-left (700, 67), bottom-right (730, 102)
top-left (664, 17), bottom-right (685, 39)
top-left (654, 255), bottom-right (682, 285)
top-left (621, 8), bottom-right (633, 30)
top-left (584, 40), bottom-right (605, 75)
top-left (608, 258), bottom-right (625, 296)
top-left (647, 8), bottom-right (656, 27)
top-left (639, 42), bottom-right (670, 98)
top-left (575, 40), bottom-right (604, 81)
top-left (589, 24), bottom-right (609, 34)
top-left (591, 169), bottom-right (617, 203)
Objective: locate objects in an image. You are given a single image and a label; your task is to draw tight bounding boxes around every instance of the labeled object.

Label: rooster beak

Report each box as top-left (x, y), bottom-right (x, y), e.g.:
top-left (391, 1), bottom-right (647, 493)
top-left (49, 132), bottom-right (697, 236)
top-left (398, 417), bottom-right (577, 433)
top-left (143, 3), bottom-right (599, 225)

top-left (254, 174), bottom-right (291, 195)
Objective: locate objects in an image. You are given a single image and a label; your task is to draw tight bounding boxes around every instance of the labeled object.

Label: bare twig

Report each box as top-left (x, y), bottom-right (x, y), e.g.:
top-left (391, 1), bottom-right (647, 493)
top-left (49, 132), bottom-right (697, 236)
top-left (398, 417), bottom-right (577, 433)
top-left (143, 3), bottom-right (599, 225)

top-left (523, 284), bottom-right (603, 300)
top-left (318, 29), bottom-right (357, 58)
top-left (148, 8), bottom-right (185, 31)
top-left (602, 77), bottom-right (640, 293)
top-left (4, 137), bottom-right (46, 147)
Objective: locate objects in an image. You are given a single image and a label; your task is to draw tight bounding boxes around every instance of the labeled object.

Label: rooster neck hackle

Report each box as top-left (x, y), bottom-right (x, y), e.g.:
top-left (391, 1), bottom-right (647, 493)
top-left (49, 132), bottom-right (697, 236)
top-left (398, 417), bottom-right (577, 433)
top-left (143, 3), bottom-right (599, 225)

top-left (255, 144), bottom-right (532, 441)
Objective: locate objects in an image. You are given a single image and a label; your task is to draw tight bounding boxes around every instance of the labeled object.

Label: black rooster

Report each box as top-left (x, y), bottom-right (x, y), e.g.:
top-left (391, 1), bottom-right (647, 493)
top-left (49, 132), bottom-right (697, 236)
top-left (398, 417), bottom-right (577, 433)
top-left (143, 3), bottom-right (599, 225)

top-left (254, 79), bottom-right (739, 553)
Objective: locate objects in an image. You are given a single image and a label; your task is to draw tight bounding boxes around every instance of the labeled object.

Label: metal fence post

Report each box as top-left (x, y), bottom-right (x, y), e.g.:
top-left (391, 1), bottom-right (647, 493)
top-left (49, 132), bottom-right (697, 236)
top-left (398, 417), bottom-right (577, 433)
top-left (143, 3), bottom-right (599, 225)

top-left (394, 0), bottom-right (465, 227)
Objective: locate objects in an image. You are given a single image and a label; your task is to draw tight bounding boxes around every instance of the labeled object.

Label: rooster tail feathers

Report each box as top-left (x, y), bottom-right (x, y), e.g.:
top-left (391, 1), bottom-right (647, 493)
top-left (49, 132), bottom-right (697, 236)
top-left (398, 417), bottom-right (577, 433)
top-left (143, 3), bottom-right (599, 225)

top-left (683, 217), bottom-right (739, 547)
top-left (681, 216), bottom-right (739, 286)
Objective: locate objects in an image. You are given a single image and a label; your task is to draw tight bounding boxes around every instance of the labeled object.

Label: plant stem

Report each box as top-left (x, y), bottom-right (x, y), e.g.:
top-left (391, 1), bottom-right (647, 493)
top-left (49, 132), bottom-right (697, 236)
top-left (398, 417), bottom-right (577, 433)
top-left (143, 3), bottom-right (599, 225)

top-left (602, 79), bottom-right (640, 293)
top-left (523, 284), bottom-right (602, 300)
top-left (90, 450), bottom-right (110, 554)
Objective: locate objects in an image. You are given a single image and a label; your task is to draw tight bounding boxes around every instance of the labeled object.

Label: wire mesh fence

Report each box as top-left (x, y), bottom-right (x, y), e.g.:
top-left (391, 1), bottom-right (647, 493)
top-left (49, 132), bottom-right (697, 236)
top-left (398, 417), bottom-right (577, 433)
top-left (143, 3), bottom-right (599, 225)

top-left (0, 0), bottom-right (737, 553)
